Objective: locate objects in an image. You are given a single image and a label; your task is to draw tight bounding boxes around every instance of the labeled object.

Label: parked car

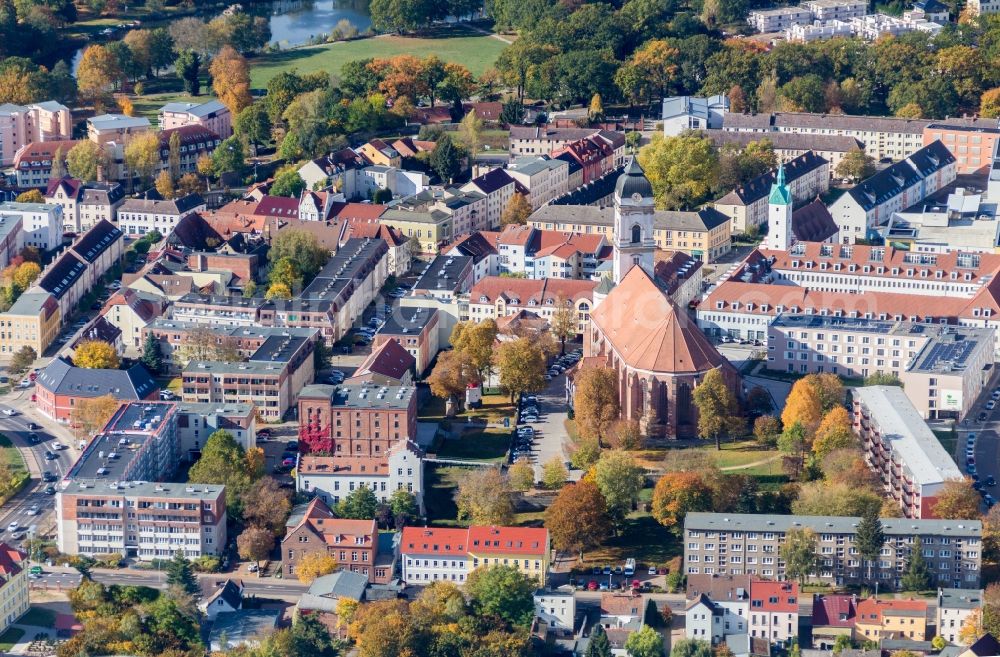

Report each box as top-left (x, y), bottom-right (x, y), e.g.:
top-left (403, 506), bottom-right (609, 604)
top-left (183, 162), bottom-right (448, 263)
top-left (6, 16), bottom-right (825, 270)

top-left (1, 409), bottom-right (15, 416)
top-left (282, 457), bottom-right (295, 467)
top-left (6, 522), bottom-right (17, 533)
top-left (980, 412), bottom-right (989, 421)
top-left (648, 566), bottom-right (657, 575)
top-left (42, 471), bottom-right (56, 482)
top-left (986, 494), bottom-right (997, 507)
top-left (587, 580), bottom-right (598, 591)
top-left (27, 433), bottom-right (38, 443)
top-left (52, 442), bottom-right (65, 450)
top-left (988, 476), bottom-right (997, 487)
top-left (987, 400), bottom-right (996, 410)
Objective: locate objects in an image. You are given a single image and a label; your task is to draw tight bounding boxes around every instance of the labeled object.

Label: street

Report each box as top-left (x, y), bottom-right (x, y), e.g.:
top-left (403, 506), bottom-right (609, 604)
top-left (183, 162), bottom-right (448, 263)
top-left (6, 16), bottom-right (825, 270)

top-left (527, 368), bottom-right (573, 480)
top-left (950, 373), bottom-right (1000, 511)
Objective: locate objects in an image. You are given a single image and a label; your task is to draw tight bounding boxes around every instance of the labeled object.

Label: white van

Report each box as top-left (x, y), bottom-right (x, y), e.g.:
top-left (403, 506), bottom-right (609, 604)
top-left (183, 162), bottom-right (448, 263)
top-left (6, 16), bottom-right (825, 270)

top-left (624, 558), bottom-right (635, 576)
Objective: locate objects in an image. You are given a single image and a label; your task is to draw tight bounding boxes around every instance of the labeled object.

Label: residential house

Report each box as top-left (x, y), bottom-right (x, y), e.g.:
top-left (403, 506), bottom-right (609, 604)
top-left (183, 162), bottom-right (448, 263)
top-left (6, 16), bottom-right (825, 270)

top-left (0, 214), bottom-right (20, 271)
top-left (923, 120), bottom-right (1000, 175)
top-left (344, 339), bottom-right (416, 386)
top-left (685, 574), bottom-right (751, 644)
top-left (938, 588), bottom-right (984, 646)
top-left (599, 592), bottom-right (647, 655)
top-left (0, 101), bottom-right (71, 166)
top-left (101, 288), bottom-right (167, 355)
top-left (156, 125), bottom-right (221, 176)
top-left (854, 598), bottom-right (928, 642)
top-left (117, 194), bottom-right (207, 237)
top-left (509, 127), bottom-right (626, 165)
top-left (87, 114), bottom-right (151, 147)
top-left (380, 207), bottom-right (452, 254)
top-left (357, 139), bottom-right (401, 167)
top-left (400, 525), bottom-right (550, 585)
top-left (535, 588), bottom-right (576, 633)
top-left (749, 580), bottom-right (798, 645)
top-left (12, 139), bottom-right (84, 188)
top-left (663, 95), bottom-right (729, 136)
top-left (35, 357), bottom-right (158, 423)
top-left (506, 156), bottom-right (570, 209)
top-left (811, 594), bottom-right (858, 650)
top-left (373, 307), bottom-right (439, 376)
top-left (176, 401), bottom-right (256, 458)
top-left (199, 579), bottom-right (243, 621)
top-left (551, 135), bottom-right (616, 186)
top-left (0, 545), bottom-right (28, 635)
top-left (45, 177), bottom-right (125, 234)
top-left (0, 292), bottom-right (60, 360)
top-left (0, 202), bottom-right (61, 251)
top-left (462, 168), bottom-right (517, 229)
top-left (442, 231), bottom-right (500, 283)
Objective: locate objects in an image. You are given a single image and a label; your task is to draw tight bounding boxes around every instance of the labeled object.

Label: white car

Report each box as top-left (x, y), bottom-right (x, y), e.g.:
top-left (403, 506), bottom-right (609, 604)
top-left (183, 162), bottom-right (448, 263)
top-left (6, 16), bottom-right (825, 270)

top-left (52, 442), bottom-right (64, 450)
top-left (25, 505), bottom-right (39, 516)
top-left (0, 409), bottom-right (14, 416)
top-left (6, 522), bottom-right (17, 533)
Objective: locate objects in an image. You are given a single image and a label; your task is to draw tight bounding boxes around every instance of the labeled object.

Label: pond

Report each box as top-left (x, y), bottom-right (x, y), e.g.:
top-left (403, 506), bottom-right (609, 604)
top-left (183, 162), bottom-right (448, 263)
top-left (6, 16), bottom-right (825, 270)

top-left (72, 0), bottom-right (372, 74)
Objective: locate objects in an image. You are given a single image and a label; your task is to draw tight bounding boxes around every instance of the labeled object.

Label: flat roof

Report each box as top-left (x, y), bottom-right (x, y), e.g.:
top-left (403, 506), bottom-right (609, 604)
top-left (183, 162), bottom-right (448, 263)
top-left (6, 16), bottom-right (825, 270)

top-left (379, 307), bottom-right (437, 335)
top-left (0, 201), bottom-right (60, 212)
top-left (770, 314), bottom-right (930, 336)
top-left (62, 480), bottom-right (224, 500)
top-left (685, 512), bottom-right (981, 537)
top-left (184, 360), bottom-right (288, 375)
top-left (103, 401), bottom-right (176, 435)
top-left (249, 334), bottom-right (310, 364)
top-left (67, 432), bottom-right (150, 482)
top-left (911, 327), bottom-right (994, 373)
top-left (938, 588), bottom-right (984, 610)
top-left (853, 386), bottom-right (963, 486)
top-left (301, 383), bottom-right (415, 410)
top-left (176, 401), bottom-right (255, 417)
top-left (413, 255), bottom-right (472, 293)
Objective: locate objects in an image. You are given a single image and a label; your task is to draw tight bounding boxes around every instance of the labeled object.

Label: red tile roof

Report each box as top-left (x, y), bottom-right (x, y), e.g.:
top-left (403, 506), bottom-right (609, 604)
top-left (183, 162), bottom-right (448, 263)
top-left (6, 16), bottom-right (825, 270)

top-left (351, 339), bottom-right (415, 382)
top-left (284, 497), bottom-right (376, 549)
top-left (14, 140), bottom-right (84, 171)
top-left (470, 276), bottom-right (597, 306)
top-left (856, 598), bottom-right (927, 624)
top-left (0, 543), bottom-right (26, 578)
top-left (601, 592), bottom-right (644, 616)
top-left (812, 594), bottom-right (858, 628)
top-left (255, 196), bottom-right (300, 218)
top-left (751, 580), bottom-right (798, 613)
top-left (468, 526), bottom-right (548, 556)
top-left (400, 527), bottom-right (469, 557)
top-left (592, 266), bottom-right (726, 374)
top-left (335, 203), bottom-right (389, 222)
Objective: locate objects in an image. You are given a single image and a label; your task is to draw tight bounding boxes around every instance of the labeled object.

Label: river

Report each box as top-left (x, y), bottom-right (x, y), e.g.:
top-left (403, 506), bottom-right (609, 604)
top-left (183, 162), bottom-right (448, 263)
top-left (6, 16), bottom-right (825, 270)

top-left (72, 0), bottom-right (372, 75)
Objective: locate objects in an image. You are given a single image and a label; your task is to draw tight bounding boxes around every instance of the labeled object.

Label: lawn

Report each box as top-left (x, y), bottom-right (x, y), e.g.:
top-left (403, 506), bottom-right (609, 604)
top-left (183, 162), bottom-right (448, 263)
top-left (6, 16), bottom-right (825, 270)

top-left (435, 427), bottom-right (511, 463)
top-left (574, 514), bottom-right (681, 570)
top-left (0, 627), bottom-right (24, 651)
top-left (131, 92), bottom-right (204, 123)
top-left (424, 465), bottom-right (465, 527)
top-left (18, 608), bottom-right (56, 628)
top-left (249, 34), bottom-right (508, 87)
top-left (419, 394), bottom-right (516, 426)
top-left (710, 441), bottom-right (781, 470)
top-left (934, 429), bottom-right (958, 458)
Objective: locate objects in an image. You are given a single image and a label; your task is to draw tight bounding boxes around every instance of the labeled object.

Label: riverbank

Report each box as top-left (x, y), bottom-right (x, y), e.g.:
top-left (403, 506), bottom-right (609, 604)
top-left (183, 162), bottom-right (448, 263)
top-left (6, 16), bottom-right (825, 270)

top-left (248, 32), bottom-right (507, 87)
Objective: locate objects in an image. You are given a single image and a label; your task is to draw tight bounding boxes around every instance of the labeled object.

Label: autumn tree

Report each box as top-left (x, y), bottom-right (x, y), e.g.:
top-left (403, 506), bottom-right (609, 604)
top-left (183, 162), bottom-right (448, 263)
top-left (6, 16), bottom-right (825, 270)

top-left (70, 394), bottom-right (121, 440)
top-left (541, 456), bottom-right (569, 489)
top-left (459, 111), bottom-right (483, 159)
top-left (574, 367), bottom-right (619, 446)
top-left (782, 376), bottom-right (824, 437)
top-left (652, 471), bottom-right (714, 531)
top-left (296, 552), bottom-right (338, 584)
top-left (960, 609), bottom-right (985, 645)
top-left (77, 45), bottom-right (121, 107)
top-left (933, 479), bottom-right (982, 519)
top-left (74, 340), bottom-right (120, 369)
top-left (494, 337), bottom-right (546, 403)
top-left (501, 192), bottom-right (531, 227)
top-left (50, 146), bottom-right (67, 181)
top-left (456, 467), bottom-right (514, 525)
top-left (835, 148), bottom-right (876, 182)
top-left (237, 525), bottom-right (274, 567)
top-left (124, 131), bottom-right (161, 188)
top-left (8, 346), bottom-right (35, 376)
top-left (210, 45), bottom-right (252, 115)
top-left (753, 415), bottom-right (781, 448)
top-left (812, 407), bottom-right (855, 458)
top-left (15, 190), bottom-right (43, 203)
top-left (427, 349), bottom-right (478, 413)
top-left (66, 141), bottom-right (106, 182)
top-left (607, 419), bottom-right (643, 450)
top-left (154, 170), bottom-right (175, 200)
top-left (509, 459), bottom-right (534, 492)
top-left (269, 229), bottom-right (330, 282)
top-left (693, 368), bottom-right (741, 449)
top-left (616, 39), bottom-right (679, 106)
top-left (982, 88), bottom-right (1000, 119)
top-left (593, 450), bottom-right (645, 528)
top-left (781, 528), bottom-right (820, 584)
top-left (242, 477), bottom-right (292, 534)
top-left (450, 319), bottom-right (498, 382)
top-left (638, 132), bottom-right (719, 210)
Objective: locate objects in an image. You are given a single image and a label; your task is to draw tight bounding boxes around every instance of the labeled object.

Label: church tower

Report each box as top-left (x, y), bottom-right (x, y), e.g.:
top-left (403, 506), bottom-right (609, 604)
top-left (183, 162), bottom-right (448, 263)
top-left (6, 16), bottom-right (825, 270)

top-left (765, 163), bottom-right (793, 251)
top-left (613, 157), bottom-right (656, 283)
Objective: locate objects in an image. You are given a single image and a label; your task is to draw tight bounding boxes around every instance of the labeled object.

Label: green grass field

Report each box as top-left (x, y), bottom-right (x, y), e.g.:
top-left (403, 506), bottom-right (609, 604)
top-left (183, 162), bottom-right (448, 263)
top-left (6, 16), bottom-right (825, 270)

top-left (249, 34), bottom-right (507, 87)
top-left (424, 465), bottom-right (465, 527)
top-left (436, 427), bottom-right (510, 463)
top-left (934, 429), bottom-right (958, 458)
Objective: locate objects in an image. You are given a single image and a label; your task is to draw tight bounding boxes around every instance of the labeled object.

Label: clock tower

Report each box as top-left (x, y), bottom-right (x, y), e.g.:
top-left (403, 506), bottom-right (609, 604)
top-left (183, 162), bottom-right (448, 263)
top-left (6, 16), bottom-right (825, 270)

top-left (613, 157), bottom-right (656, 284)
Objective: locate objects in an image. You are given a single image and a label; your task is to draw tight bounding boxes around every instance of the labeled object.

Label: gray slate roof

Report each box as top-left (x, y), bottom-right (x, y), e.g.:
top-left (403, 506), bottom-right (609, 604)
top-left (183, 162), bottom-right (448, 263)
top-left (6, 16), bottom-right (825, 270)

top-left (685, 512), bottom-right (982, 537)
top-left (297, 570), bottom-right (369, 612)
top-left (37, 357), bottom-right (157, 400)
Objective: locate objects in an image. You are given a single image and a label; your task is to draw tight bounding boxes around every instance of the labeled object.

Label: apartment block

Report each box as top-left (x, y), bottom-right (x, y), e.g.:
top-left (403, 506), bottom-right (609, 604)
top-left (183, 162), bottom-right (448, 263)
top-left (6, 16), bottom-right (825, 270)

top-left (35, 358), bottom-right (158, 423)
top-left (282, 497), bottom-right (397, 584)
top-left (400, 525), bottom-right (550, 585)
top-left (714, 151), bottom-right (830, 234)
top-left (182, 333), bottom-right (317, 421)
top-left (684, 513), bottom-right (982, 590)
top-left (0, 546), bottom-right (28, 635)
top-left (0, 214), bottom-right (22, 272)
top-left (663, 95), bottom-right (729, 137)
top-left (704, 130), bottom-right (862, 179)
top-left (968, 0), bottom-right (1000, 15)
top-left (297, 383), bottom-right (418, 454)
top-left (508, 127), bottom-right (626, 165)
top-left (158, 99), bottom-right (232, 138)
top-left (0, 292), bottom-right (60, 360)
top-left (766, 314), bottom-right (994, 419)
top-left (938, 588), bottom-right (983, 645)
top-left (374, 307), bottom-right (439, 376)
top-left (86, 114), bottom-right (151, 147)
top-left (802, 0), bottom-right (868, 20)
top-left (144, 320), bottom-right (317, 371)
top-left (506, 156), bottom-right (570, 209)
top-left (468, 276), bottom-right (596, 337)
top-left (0, 202), bottom-right (62, 251)
top-left (748, 6), bottom-right (813, 32)
top-left (0, 101), bottom-right (71, 166)
top-left (923, 121), bottom-right (1000, 175)
top-left (175, 401), bottom-right (256, 459)
top-left (494, 224), bottom-right (609, 280)
top-left (56, 481), bottom-right (226, 560)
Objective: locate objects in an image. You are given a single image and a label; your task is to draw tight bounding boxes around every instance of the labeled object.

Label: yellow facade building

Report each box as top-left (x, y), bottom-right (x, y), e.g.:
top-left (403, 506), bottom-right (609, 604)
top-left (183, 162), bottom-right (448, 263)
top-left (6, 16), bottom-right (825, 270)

top-left (854, 598), bottom-right (928, 642)
top-left (0, 292), bottom-right (60, 360)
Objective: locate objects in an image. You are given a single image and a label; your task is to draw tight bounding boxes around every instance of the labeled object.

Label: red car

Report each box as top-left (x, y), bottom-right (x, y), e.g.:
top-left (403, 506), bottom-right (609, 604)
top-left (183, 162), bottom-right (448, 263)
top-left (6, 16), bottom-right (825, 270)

top-left (587, 580), bottom-right (598, 591)
top-left (282, 457), bottom-right (295, 467)
top-left (632, 580), bottom-right (641, 589)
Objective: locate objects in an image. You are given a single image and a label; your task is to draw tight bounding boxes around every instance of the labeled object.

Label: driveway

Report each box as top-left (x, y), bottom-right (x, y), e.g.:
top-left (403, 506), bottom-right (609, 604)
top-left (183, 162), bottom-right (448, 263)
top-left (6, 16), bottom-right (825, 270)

top-left (526, 371), bottom-right (575, 482)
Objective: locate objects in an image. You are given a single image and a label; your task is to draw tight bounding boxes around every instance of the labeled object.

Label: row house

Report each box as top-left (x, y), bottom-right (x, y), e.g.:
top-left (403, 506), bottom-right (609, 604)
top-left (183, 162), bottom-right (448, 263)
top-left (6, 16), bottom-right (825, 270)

top-left (506, 156), bottom-right (570, 209)
top-left (0, 292), bottom-right (60, 360)
top-left (380, 207), bottom-right (452, 255)
top-left (713, 151), bottom-right (830, 234)
top-left (461, 168), bottom-right (517, 229)
top-left (46, 177), bottom-right (125, 234)
top-left (829, 140), bottom-right (956, 244)
top-left (852, 386), bottom-right (964, 518)
top-left (684, 512), bottom-right (982, 590)
top-left (117, 194), bottom-right (206, 237)
top-left (551, 135), bottom-right (616, 187)
top-left (282, 497), bottom-right (397, 584)
top-left (0, 101), bottom-right (71, 166)
top-left (508, 126), bottom-right (626, 164)
top-left (854, 598), bottom-right (928, 642)
top-left (685, 574), bottom-right (799, 648)
top-left (400, 525), bottom-right (550, 585)
top-left (442, 231), bottom-right (501, 284)
top-left (703, 129), bottom-right (862, 178)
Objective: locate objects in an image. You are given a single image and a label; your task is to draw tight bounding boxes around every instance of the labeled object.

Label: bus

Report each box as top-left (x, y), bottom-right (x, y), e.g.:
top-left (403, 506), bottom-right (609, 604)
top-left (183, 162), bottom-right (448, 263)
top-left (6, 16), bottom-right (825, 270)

top-left (624, 558), bottom-right (635, 576)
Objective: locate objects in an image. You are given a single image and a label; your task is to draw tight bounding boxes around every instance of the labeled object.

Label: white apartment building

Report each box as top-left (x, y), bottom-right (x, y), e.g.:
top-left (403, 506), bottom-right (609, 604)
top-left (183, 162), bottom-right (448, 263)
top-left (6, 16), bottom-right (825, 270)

top-left (507, 156), bottom-right (570, 209)
top-left (461, 168), bottom-right (516, 229)
top-left (828, 140), bottom-right (956, 243)
top-left (969, 0), bottom-right (1000, 15)
top-left (355, 166), bottom-right (428, 199)
top-left (852, 386), bottom-right (966, 519)
top-left (0, 202), bottom-right (62, 251)
top-left (45, 178), bottom-right (125, 234)
top-left (436, 189), bottom-right (488, 235)
top-left (850, 12), bottom-right (944, 40)
top-left (663, 95), bottom-right (730, 137)
top-left (117, 194), bottom-right (206, 237)
top-left (535, 589), bottom-right (576, 632)
top-left (748, 5), bottom-right (813, 32)
top-left (937, 588), bottom-right (983, 646)
top-left (802, 0), bottom-right (868, 20)
top-left (786, 20), bottom-right (854, 42)
top-left (175, 402), bottom-right (257, 459)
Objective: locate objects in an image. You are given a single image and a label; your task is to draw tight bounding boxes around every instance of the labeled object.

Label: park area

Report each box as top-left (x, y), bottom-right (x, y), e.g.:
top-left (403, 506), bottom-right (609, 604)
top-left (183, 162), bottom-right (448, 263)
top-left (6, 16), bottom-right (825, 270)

top-left (248, 33), bottom-right (508, 88)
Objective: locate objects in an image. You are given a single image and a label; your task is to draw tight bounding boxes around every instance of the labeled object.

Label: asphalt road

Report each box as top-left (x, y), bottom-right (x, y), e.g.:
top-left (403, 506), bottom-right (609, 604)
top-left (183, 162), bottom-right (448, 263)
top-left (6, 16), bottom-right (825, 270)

top-left (954, 379), bottom-right (1000, 510)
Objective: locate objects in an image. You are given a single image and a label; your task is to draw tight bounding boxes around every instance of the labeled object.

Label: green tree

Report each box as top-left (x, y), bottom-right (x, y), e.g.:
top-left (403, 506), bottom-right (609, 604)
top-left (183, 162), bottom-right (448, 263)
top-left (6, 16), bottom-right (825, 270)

top-left (855, 507), bottom-right (886, 584)
top-left (270, 167), bottom-right (306, 198)
top-left (588, 623), bottom-right (613, 657)
top-left (8, 346), bottom-right (35, 375)
top-left (66, 141), bottom-right (105, 182)
top-left (638, 133), bottom-right (720, 210)
top-left (188, 430), bottom-right (255, 515)
top-left (778, 421), bottom-right (808, 478)
top-left (835, 148), bottom-right (876, 182)
top-left (833, 635), bottom-right (855, 655)
top-left (541, 456), bottom-right (568, 490)
top-left (593, 450), bottom-right (644, 528)
top-left (626, 626), bottom-right (665, 657)
top-left (369, 0), bottom-right (433, 33)
top-left (494, 337), bottom-right (546, 403)
top-left (388, 489), bottom-right (418, 523)
top-left (175, 50), bottom-right (201, 96)
top-left (465, 565), bottom-right (536, 628)
top-left (269, 229), bottom-right (330, 282)
top-left (500, 99), bottom-right (525, 125)
top-left (900, 536), bottom-right (931, 592)
top-left (337, 485), bottom-right (379, 519)
top-left (165, 550), bottom-right (197, 595)
top-left (234, 103), bottom-right (272, 157)
top-left (671, 639), bottom-right (713, 657)
top-left (140, 332), bottom-right (162, 374)
top-left (211, 135), bottom-right (245, 176)
top-left (780, 528), bottom-right (820, 585)
top-left (692, 368), bottom-right (741, 449)
top-left (430, 133), bottom-right (464, 184)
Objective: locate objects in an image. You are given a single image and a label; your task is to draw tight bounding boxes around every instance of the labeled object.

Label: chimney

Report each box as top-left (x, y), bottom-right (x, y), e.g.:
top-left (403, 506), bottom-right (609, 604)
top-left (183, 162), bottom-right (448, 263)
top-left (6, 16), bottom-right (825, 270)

top-left (97, 164), bottom-right (105, 183)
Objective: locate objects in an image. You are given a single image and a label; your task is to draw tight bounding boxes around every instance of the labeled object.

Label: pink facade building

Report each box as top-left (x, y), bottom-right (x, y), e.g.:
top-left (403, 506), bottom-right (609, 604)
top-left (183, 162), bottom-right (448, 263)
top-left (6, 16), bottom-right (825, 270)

top-left (158, 100), bottom-right (232, 139)
top-left (0, 101), bottom-right (72, 167)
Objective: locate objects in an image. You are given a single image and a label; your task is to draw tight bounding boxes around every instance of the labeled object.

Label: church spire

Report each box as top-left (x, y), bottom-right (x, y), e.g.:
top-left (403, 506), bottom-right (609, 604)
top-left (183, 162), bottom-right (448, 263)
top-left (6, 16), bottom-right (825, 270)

top-left (768, 162), bottom-right (791, 206)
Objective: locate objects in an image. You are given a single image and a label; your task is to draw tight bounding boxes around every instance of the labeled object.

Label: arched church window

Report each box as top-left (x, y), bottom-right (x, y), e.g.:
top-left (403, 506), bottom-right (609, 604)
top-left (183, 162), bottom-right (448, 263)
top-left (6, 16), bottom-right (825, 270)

top-left (631, 224), bottom-right (641, 244)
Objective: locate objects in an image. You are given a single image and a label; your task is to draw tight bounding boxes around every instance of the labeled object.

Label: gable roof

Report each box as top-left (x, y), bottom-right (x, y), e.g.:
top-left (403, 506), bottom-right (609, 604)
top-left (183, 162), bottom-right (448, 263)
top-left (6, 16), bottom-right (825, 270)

top-left (350, 339), bottom-right (415, 383)
top-left (792, 199), bottom-right (839, 243)
top-left (70, 219), bottom-right (123, 263)
top-left (591, 265), bottom-right (727, 374)
top-left (203, 578), bottom-right (243, 610)
top-left (813, 595), bottom-right (858, 627)
top-left (447, 231), bottom-right (500, 261)
top-left (37, 251), bottom-right (87, 299)
top-left (715, 151), bottom-right (828, 207)
top-left (71, 316), bottom-right (122, 349)
top-left (470, 276), bottom-right (597, 306)
top-left (468, 168), bottom-right (515, 195)
top-left (36, 357), bottom-right (157, 399)
top-left (282, 497), bottom-right (376, 548)
top-left (855, 598), bottom-right (927, 624)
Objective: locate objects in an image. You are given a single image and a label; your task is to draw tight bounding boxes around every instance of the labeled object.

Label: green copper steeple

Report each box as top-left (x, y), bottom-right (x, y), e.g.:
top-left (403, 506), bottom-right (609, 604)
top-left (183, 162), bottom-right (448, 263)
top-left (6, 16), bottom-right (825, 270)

top-left (768, 163), bottom-right (791, 206)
